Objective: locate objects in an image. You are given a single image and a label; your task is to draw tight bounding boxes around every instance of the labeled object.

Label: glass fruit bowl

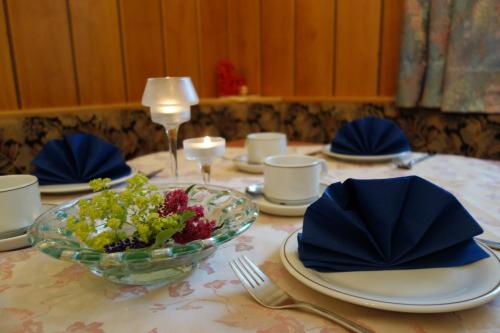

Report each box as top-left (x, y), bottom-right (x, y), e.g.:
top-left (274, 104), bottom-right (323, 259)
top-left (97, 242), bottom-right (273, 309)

top-left (28, 184), bottom-right (258, 285)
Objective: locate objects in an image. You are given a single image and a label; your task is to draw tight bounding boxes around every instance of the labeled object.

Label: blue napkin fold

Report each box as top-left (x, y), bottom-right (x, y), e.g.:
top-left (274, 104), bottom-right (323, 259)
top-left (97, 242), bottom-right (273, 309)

top-left (32, 133), bottom-right (131, 185)
top-left (298, 176), bottom-right (489, 272)
top-left (330, 116), bottom-right (410, 155)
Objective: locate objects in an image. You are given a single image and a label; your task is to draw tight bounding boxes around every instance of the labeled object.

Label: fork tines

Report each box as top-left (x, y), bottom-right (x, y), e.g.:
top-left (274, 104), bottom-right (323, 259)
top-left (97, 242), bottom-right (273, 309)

top-left (230, 255), bottom-right (268, 288)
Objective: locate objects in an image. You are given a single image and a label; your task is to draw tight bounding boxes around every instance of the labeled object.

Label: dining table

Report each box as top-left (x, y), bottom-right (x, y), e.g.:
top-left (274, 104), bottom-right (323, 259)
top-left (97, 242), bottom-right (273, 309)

top-left (1, 144), bottom-right (499, 333)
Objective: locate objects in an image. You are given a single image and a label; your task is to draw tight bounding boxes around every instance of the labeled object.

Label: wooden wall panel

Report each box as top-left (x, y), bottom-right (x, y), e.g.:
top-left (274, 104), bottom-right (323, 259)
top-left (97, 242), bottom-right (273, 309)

top-left (0, 0), bottom-right (17, 110)
top-left (227, 0), bottom-right (261, 95)
top-left (2, 0), bottom-right (406, 110)
top-left (379, 0), bottom-right (403, 96)
top-left (261, 0), bottom-right (295, 96)
top-left (198, 0), bottom-right (227, 97)
top-left (163, 0), bottom-right (200, 91)
top-left (6, 0), bottom-right (77, 108)
top-left (295, 0), bottom-right (334, 96)
top-left (70, 0), bottom-right (126, 104)
top-left (120, 0), bottom-right (165, 102)
top-left (335, 0), bottom-right (382, 96)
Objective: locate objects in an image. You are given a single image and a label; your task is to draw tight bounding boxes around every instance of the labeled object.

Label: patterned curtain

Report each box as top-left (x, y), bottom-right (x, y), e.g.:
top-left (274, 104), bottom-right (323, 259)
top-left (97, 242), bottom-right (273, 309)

top-left (396, 0), bottom-right (500, 113)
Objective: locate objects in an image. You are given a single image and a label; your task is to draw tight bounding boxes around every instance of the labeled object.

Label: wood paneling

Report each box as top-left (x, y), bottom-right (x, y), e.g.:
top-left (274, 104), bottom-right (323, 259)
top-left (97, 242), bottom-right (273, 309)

top-left (2, 0), bottom-right (405, 111)
top-left (198, 0), bottom-right (228, 97)
top-left (295, 0), bottom-right (335, 95)
top-left (379, 0), bottom-right (403, 96)
top-left (335, 0), bottom-right (382, 96)
top-left (6, 0), bottom-right (77, 108)
top-left (120, 0), bottom-right (165, 102)
top-left (227, 0), bottom-right (261, 95)
top-left (0, 0), bottom-right (17, 110)
top-left (163, 0), bottom-right (200, 91)
top-left (69, 0), bottom-right (125, 104)
top-left (261, 0), bottom-right (295, 96)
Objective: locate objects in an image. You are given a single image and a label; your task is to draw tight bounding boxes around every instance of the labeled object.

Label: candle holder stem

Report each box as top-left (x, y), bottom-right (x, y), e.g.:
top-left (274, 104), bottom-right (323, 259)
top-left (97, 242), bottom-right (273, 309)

top-left (166, 126), bottom-right (179, 179)
top-left (201, 163), bottom-right (211, 184)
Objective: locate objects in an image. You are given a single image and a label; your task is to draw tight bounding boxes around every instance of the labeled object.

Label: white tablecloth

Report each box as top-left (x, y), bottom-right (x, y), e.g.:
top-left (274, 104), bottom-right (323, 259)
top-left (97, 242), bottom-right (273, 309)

top-left (1, 147), bottom-right (499, 333)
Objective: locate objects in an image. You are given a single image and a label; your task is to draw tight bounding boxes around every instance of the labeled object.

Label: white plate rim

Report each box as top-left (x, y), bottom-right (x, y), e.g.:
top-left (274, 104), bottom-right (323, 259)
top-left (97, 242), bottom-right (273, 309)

top-left (39, 167), bottom-right (136, 194)
top-left (280, 228), bottom-right (500, 313)
top-left (321, 144), bottom-right (410, 162)
top-left (233, 155), bottom-right (264, 174)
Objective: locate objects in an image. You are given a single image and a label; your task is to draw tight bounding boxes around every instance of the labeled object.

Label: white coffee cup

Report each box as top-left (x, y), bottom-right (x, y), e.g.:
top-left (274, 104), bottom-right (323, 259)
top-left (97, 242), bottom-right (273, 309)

top-left (263, 155), bottom-right (328, 205)
top-left (246, 132), bottom-right (287, 164)
top-left (0, 175), bottom-right (41, 234)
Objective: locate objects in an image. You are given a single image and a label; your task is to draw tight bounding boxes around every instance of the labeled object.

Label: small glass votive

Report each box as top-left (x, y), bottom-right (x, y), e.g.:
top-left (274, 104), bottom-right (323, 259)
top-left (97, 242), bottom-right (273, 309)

top-left (183, 136), bottom-right (226, 183)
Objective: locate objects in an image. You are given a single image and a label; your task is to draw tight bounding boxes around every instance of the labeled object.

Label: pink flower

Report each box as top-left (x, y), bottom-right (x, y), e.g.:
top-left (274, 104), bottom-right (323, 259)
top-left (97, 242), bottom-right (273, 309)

top-left (159, 189), bottom-right (216, 244)
top-left (173, 218), bottom-right (216, 244)
top-left (158, 189), bottom-right (188, 216)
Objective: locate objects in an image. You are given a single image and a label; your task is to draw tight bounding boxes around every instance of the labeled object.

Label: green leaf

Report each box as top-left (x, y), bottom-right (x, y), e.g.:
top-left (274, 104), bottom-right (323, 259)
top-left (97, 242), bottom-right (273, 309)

top-left (149, 211), bottom-right (195, 249)
top-left (184, 184), bottom-right (196, 194)
top-left (213, 222), bottom-right (224, 231)
top-left (151, 227), bottom-right (181, 249)
top-left (179, 210), bottom-right (195, 222)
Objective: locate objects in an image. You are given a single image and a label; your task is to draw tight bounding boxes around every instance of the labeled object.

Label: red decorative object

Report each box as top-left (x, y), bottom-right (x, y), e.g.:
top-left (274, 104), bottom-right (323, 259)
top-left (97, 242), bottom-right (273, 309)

top-left (216, 60), bottom-right (246, 96)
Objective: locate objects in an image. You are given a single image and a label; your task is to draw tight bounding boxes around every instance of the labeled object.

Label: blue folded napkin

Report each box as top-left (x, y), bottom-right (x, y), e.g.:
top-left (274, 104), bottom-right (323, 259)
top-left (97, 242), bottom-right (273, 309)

top-left (330, 116), bottom-right (410, 155)
top-left (298, 176), bottom-right (489, 272)
top-left (32, 133), bottom-right (131, 185)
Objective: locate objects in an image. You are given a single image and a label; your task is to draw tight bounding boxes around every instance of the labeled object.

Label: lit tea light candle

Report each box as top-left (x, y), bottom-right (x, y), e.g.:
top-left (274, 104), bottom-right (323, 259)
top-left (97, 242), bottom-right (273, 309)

top-left (183, 136), bottom-right (226, 183)
top-left (184, 136), bottom-right (225, 160)
top-left (150, 105), bottom-right (191, 124)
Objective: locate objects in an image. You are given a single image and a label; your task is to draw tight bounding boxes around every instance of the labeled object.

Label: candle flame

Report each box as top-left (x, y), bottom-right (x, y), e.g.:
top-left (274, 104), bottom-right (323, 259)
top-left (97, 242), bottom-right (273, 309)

top-left (203, 136), bottom-right (211, 144)
top-left (157, 105), bottom-right (184, 114)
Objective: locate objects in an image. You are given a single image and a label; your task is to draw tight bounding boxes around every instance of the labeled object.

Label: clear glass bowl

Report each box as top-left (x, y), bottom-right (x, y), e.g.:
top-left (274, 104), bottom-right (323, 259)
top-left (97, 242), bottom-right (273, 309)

top-left (28, 184), bottom-right (258, 285)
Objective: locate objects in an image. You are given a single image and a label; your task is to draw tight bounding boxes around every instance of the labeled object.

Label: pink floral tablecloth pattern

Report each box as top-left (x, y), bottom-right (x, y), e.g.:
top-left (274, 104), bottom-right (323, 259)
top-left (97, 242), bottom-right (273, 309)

top-left (1, 147), bottom-right (499, 333)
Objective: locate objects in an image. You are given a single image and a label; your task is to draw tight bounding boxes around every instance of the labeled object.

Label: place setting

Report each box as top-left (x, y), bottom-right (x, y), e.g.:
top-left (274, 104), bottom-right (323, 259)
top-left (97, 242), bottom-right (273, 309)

top-left (279, 176), bottom-right (500, 314)
top-left (322, 116), bottom-right (413, 163)
top-left (0, 132), bottom-right (140, 251)
top-left (32, 133), bottom-right (136, 194)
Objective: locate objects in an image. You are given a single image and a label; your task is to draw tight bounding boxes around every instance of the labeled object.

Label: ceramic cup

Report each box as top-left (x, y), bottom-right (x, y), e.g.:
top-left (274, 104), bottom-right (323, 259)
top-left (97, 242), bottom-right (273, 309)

top-left (263, 155), bottom-right (328, 205)
top-left (0, 175), bottom-right (41, 235)
top-left (246, 132), bottom-right (287, 164)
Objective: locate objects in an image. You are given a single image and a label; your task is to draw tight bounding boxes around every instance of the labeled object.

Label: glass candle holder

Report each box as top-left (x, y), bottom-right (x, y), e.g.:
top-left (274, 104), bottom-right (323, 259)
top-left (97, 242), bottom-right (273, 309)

top-left (183, 136), bottom-right (226, 183)
top-left (142, 77), bottom-right (199, 179)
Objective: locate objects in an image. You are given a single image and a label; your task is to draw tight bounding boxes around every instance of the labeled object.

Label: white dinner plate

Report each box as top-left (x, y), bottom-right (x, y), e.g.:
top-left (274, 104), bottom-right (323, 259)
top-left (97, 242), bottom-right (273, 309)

top-left (321, 144), bottom-right (410, 162)
top-left (252, 184), bottom-right (327, 217)
top-left (0, 203), bottom-right (56, 251)
top-left (281, 229), bottom-right (500, 313)
top-left (233, 155), bottom-right (264, 174)
top-left (39, 167), bottom-right (136, 194)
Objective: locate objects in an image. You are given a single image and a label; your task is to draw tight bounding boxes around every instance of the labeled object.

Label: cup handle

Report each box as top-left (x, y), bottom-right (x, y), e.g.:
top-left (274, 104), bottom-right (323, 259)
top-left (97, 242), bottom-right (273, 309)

top-left (319, 159), bottom-right (328, 178)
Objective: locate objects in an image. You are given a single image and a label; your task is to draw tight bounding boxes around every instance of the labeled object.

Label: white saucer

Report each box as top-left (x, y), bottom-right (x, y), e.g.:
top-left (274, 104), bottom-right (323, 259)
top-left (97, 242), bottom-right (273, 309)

top-left (322, 144), bottom-right (410, 162)
top-left (252, 184), bottom-right (327, 217)
top-left (281, 229), bottom-right (500, 313)
top-left (39, 167), bottom-right (136, 194)
top-left (0, 203), bottom-right (56, 251)
top-left (233, 155), bottom-right (264, 174)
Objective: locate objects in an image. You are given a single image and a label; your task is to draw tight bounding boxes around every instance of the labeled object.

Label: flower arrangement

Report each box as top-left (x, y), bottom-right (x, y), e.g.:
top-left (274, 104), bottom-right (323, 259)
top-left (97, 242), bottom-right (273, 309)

top-left (66, 174), bottom-right (216, 253)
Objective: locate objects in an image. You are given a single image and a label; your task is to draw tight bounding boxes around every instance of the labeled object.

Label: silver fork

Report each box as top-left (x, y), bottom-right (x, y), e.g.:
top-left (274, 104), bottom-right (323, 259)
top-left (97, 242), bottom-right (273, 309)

top-left (396, 153), bottom-right (435, 169)
top-left (230, 256), bottom-right (374, 333)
